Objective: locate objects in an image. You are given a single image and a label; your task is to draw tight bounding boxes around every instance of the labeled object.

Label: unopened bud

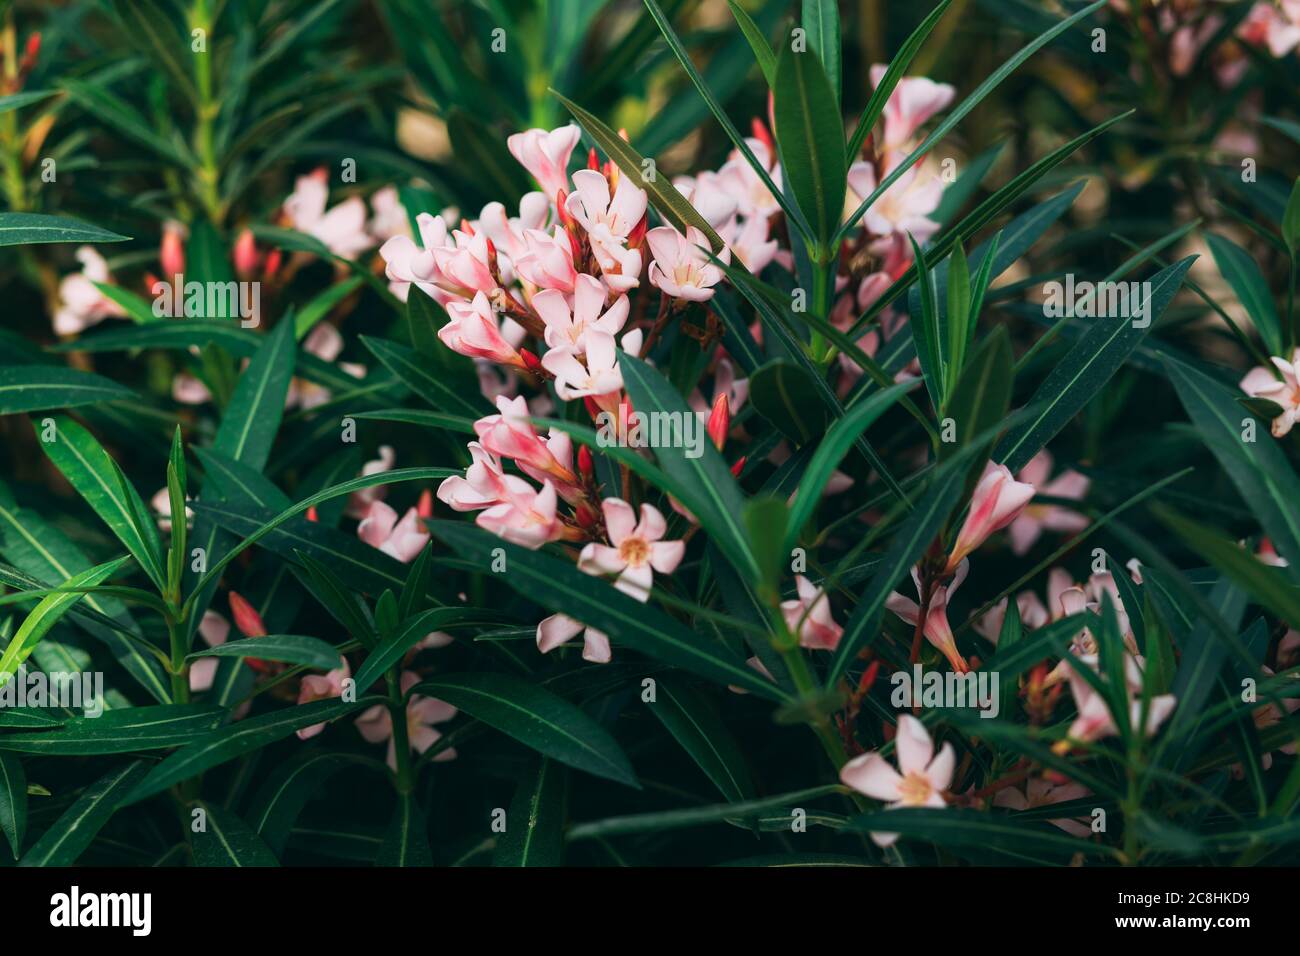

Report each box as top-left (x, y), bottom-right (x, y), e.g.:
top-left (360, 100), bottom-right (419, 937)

top-left (233, 229), bottom-right (259, 279)
top-left (161, 222), bottom-right (186, 280)
top-left (229, 591), bottom-right (267, 638)
top-left (706, 393), bottom-right (730, 450)
top-left (578, 444), bottom-right (593, 479)
top-left (417, 488), bottom-right (433, 519)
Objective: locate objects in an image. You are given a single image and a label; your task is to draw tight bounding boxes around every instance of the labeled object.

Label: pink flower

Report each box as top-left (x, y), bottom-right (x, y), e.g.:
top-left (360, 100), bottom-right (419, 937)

top-left (348, 445), bottom-right (395, 517)
top-left (886, 561), bottom-right (970, 672)
top-left (160, 220), bottom-right (186, 279)
top-left (355, 671), bottom-right (458, 770)
top-left (53, 247), bottom-right (126, 335)
top-left (1062, 655), bottom-right (1176, 745)
top-left (565, 169), bottom-right (647, 290)
top-left (578, 499), bottom-right (684, 599)
top-left (507, 125), bottom-right (581, 201)
top-left (868, 65), bottom-right (955, 152)
top-left (513, 227), bottom-right (579, 292)
top-left (476, 478), bottom-right (567, 549)
top-left (1239, 1), bottom-right (1300, 58)
top-left (379, 211), bottom-right (455, 304)
top-left (357, 500), bottom-right (430, 563)
top-left (1006, 451), bottom-right (1091, 555)
top-left (719, 213), bottom-right (779, 274)
top-left (282, 170), bottom-right (372, 259)
top-left (432, 228), bottom-right (499, 298)
top-left (945, 461), bottom-right (1036, 571)
top-left (541, 330), bottom-right (627, 401)
top-left (474, 395), bottom-right (579, 486)
top-left (647, 225), bottom-right (729, 302)
top-left (296, 657), bottom-right (352, 740)
top-left (538, 499), bottom-right (684, 662)
top-left (839, 714), bottom-right (955, 847)
top-left (847, 159), bottom-right (945, 244)
top-left (440, 291), bottom-right (526, 367)
top-left (477, 193), bottom-right (550, 278)
top-left (437, 441), bottom-right (534, 512)
top-left (689, 358), bottom-right (749, 420)
top-left (993, 779), bottom-right (1092, 838)
top-left (368, 186), bottom-right (411, 242)
top-left (780, 575), bottom-right (844, 651)
top-left (1240, 349), bottom-right (1300, 437)
top-left (715, 137), bottom-right (783, 220)
top-left (534, 273), bottom-right (629, 352)
top-left (190, 611), bottom-right (231, 693)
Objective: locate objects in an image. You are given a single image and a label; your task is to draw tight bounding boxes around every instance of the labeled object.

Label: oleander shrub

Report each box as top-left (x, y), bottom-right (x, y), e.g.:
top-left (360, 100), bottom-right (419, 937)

top-left (0, 0), bottom-right (1298, 868)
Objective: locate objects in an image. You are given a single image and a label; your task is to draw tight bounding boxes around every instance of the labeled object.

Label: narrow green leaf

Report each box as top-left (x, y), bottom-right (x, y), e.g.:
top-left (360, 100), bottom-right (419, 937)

top-left (727, 0), bottom-right (776, 86)
top-left (360, 335), bottom-right (488, 418)
top-left (410, 672), bottom-right (639, 787)
top-left (1205, 232), bottom-right (1284, 355)
top-left (801, 0), bottom-right (841, 105)
top-left (191, 802), bottom-right (279, 867)
top-left (19, 760), bottom-right (147, 866)
top-left (377, 794), bottom-right (433, 866)
top-left (773, 30), bottom-right (847, 249)
top-left (648, 677), bottom-right (755, 802)
top-left (0, 705), bottom-right (222, 755)
top-left (0, 365), bottom-right (134, 414)
top-left (0, 211), bottom-right (130, 247)
top-left (213, 317), bottom-right (296, 471)
top-left (187, 634), bottom-right (344, 670)
top-left (493, 757), bottom-right (567, 866)
top-left (0, 753), bottom-right (26, 859)
top-left (38, 416), bottom-right (166, 590)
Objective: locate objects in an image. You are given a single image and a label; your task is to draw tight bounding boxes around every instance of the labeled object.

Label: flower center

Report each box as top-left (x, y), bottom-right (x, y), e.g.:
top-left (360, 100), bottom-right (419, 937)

top-left (896, 771), bottom-right (934, 807)
top-left (619, 536), bottom-right (649, 566)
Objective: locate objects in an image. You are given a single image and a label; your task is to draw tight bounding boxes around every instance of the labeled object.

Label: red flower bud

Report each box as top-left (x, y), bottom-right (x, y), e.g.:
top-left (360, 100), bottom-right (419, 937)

top-left (578, 444), bottom-right (594, 479)
top-left (520, 348), bottom-right (543, 374)
top-left (263, 247), bottom-right (283, 280)
top-left (706, 393), bottom-right (730, 451)
top-left (417, 488), bottom-right (434, 519)
top-left (229, 591), bottom-right (267, 638)
top-left (233, 228), bottom-right (259, 279)
top-left (729, 456), bottom-right (746, 478)
top-left (160, 223), bottom-right (185, 281)
top-left (751, 116), bottom-right (775, 155)
top-left (587, 147), bottom-right (600, 170)
top-left (305, 506), bottom-right (319, 523)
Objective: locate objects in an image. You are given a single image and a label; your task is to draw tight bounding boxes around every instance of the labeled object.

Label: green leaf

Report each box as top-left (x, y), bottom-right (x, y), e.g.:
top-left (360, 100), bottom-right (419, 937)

top-left (187, 634), bottom-right (344, 671)
top-left (295, 551), bottom-right (378, 647)
top-left (995, 256), bottom-right (1195, 471)
top-left (38, 416), bottom-right (166, 590)
top-left (772, 30), bottom-right (847, 250)
top-left (784, 379), bottom-right (919, 551)
top-left (648, 677), bottom-right (756, 802)
top-left (60, 77), bottom-right (189, 166)
top-left (801, 0), bottom-right (841, 106)
top-left (727, 0), bottom-right (776, 86)
top-left (0, 365), bottom-right (135, 414)
top-left (0, 90), bottom-right (55, 114)
top-left (1164, 356), bottom-right (1300, 572)
top-left (826, 466), bottom-right (967, 684)
top-left (940, 326), bottom-right (1013, 460)
top-left (410, 672), bottom-right (638, 787)
top-left (248, 751), bottom-right (381, 856)
top-left (377, 794), bottom-right (433, 866)
top-left (0, 753), bottom-right (25, 859)
top-left (1158, 507), bottom-right (1300, 630)
top-left (748, 359), bottom-right (830, 444)
top-left (1205, 232), bottom-right (1284, 355)
top-left (0, 705), bottom-right (223, 755)
top-left (493, 757), bottom-right (567, 866)
top-left (446, 108), bottom-right (533, 205)
top-left (191, 802), bottom-right (279, 867)
top-left (845, 0), bottom-right (952, 162)
top-left (839, 0), bottom-right (1109, 244)
top-left (909, 233), bottom-right (945, 408)
top-left (944, 242), bottom-right (972, 397)
top-left (166, 427), bottom-right (187, 601)
top-left (1283, 176), bottom-right (1300, 259)
top-left (19, 760), bottom-right (147, 866)
top-left (0, 211), bottom-right (129, 247)
top-left (842, 808), bottom-right (1117, 863)
top-left (351, 606), bottom-right (500, 694)
top-left (0, 556), bottom-right (129, 684)
top-left (641, 0), bottom-right (811, 238)
top-left (360, 335), bottom-right (488, 418)
top-left (742, 495), bottom-right (787, 600)
top-left (110, 0), bottom-right (198, 103)
top-left (213, 317), bottom-right (296, 472)
top-left (126, 698), bottom-right (378, 804)
top-left (430, 521), bottom-right (784, 700)
top-left (620, 354), bottom-right (760, 581)
top-left (552, 90), bottom-right (725, 251)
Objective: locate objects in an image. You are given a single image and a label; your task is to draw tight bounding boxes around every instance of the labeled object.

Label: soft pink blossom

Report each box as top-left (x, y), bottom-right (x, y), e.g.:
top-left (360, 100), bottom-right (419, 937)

top-left (886, 560), bottom-right (970, 672)
top-left (283, 171), bottom-right (372, 259)
top-left (507, 125), bottom-right (581, 201)
top-left (780, 575), bottom-right (844, 651)
top-left (1240, 349), bottom-right (1300, 437)
top-left (1006, 451), bottom-right (1091, 555)
top-left (534, 273), bottom-right (629, 352)
top-left (839, 714), bottom-right (955, 846)
top-left (53, 247), bottom-right (126, 335)
top-left (868, 65), bottom-right (956, 152)
top-left (647, 225), bottom-right (729, 302)
top-left (296, 657), bottom-right (352, 740)
top-left (357, 500), bottom-right (430, 563)
top-left (946, 461), bottom-right (1036, 571)
top-left (355, 671), bottom-right (458, 770)
top-left (440, 291), bottom-right (526, 367)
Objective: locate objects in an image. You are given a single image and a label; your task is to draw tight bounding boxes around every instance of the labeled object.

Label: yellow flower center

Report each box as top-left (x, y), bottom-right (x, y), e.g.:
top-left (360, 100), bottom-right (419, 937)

top-left (619, 536), bottom-right (649, 566)
top-left (896, 771), bottom-right (934, 807)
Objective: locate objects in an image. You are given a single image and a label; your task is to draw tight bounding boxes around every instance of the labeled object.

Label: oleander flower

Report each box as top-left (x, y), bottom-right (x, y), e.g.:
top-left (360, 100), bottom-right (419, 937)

top-left (839, 715), bottom-right (955, 847)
